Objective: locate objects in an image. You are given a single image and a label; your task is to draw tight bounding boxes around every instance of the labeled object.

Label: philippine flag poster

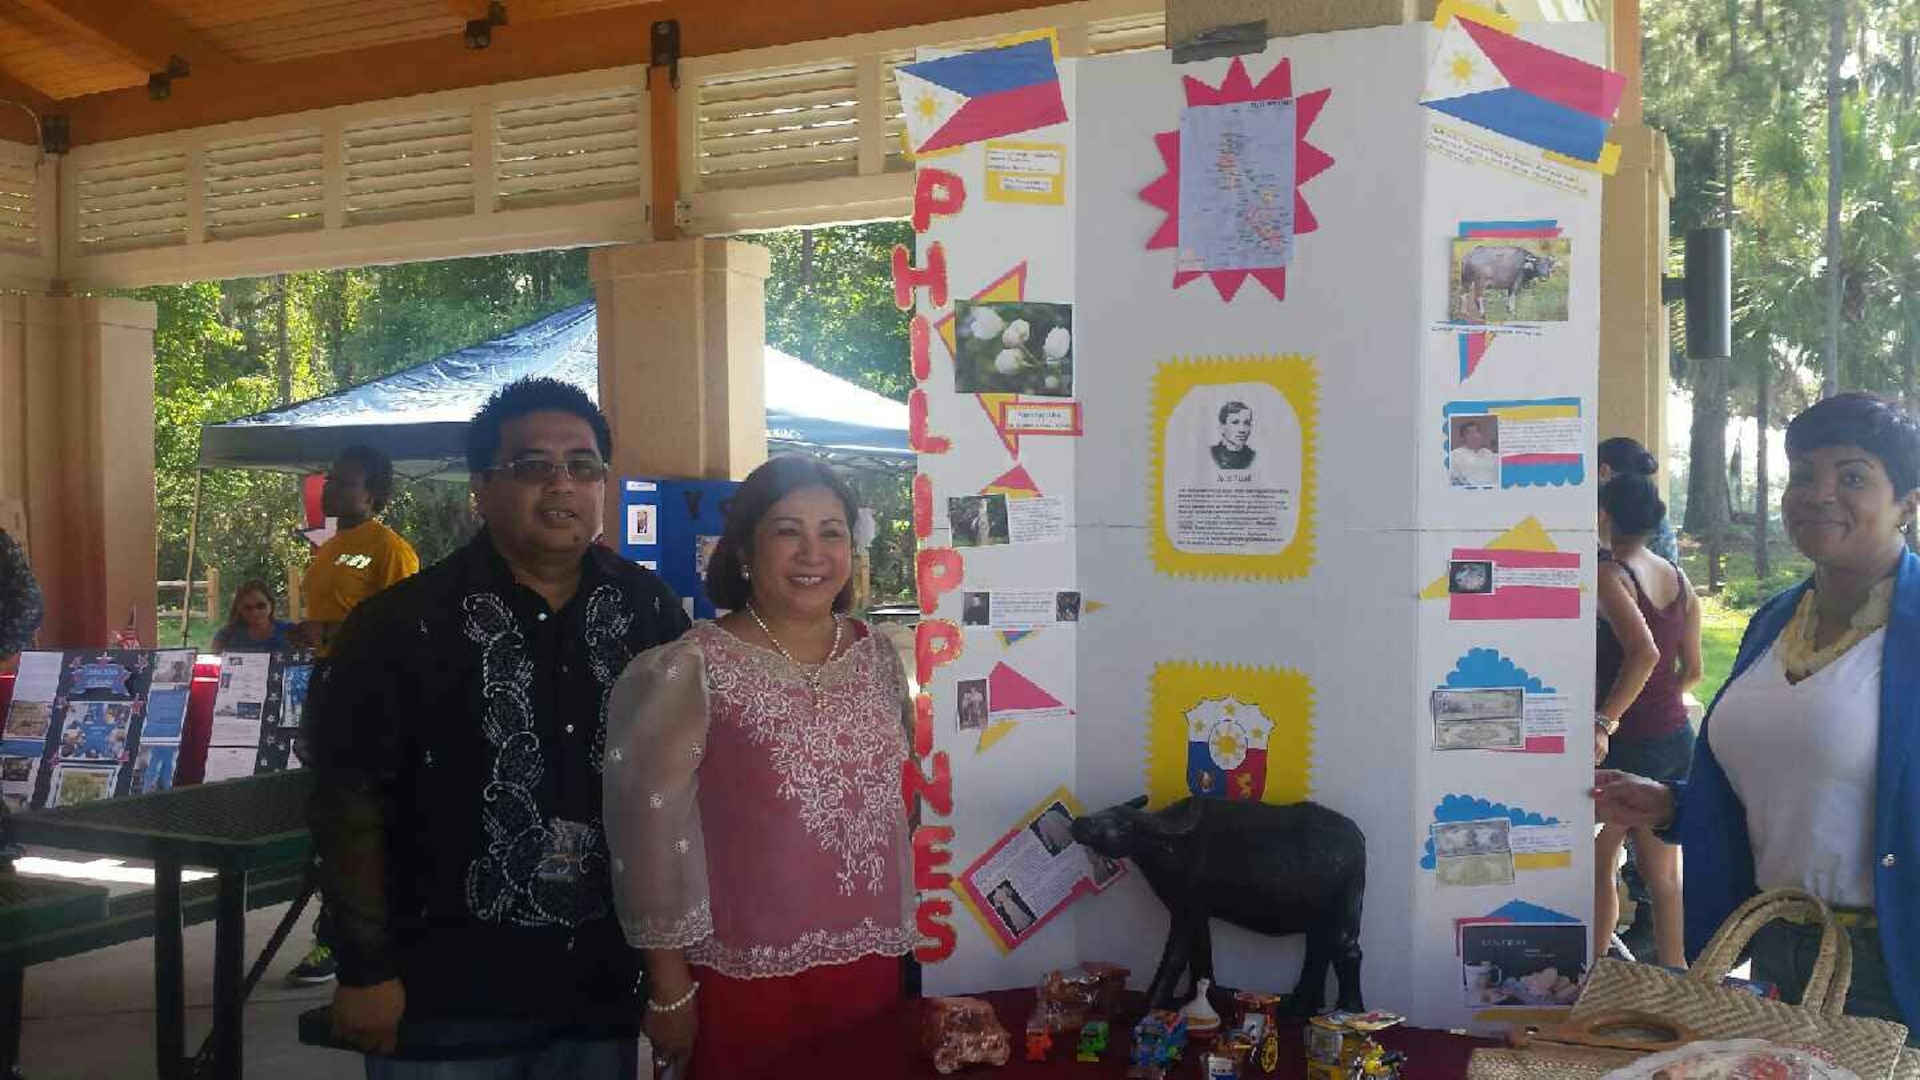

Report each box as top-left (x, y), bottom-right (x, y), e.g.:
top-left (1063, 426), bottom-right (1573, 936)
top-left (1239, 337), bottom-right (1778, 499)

top-left (895, 39), bottom-right (1067, 157)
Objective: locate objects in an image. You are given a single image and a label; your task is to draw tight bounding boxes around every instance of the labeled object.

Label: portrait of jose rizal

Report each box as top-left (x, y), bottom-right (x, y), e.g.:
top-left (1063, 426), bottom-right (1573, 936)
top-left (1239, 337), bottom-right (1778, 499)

top-left (1209, 400), bottom-right (1256, 470)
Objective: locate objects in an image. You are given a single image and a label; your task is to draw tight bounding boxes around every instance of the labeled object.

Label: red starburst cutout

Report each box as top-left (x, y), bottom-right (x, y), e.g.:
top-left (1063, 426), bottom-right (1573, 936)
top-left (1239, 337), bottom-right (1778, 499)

top-left (1140, 58), bottom-right (1334, 302)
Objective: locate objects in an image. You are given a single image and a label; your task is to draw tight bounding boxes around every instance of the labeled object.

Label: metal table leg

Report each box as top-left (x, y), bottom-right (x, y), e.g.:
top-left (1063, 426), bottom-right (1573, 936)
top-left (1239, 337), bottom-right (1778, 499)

top-left (153, 855), bottom-right (185, 1080)
top-left (211, 869), bottom-right (246, 1080)
top-left (0, 959), bottom-right (24, 1080)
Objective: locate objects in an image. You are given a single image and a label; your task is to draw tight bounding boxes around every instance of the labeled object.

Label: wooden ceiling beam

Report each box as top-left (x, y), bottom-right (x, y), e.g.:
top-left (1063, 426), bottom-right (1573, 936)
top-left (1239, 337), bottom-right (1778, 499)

top-left (0, 70), bottom-right (54, 144)
top-left (61, 0), bottom-right (1058, 145)
top-left (16, 0), bottom-right (234, 77)
top-left (0, 68), bottom-right (59, 116)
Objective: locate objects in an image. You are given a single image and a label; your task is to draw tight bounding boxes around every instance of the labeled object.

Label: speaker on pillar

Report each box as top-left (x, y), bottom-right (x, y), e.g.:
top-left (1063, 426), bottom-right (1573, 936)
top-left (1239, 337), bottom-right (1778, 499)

top-left (1667, 227), bottom-right (1731, 360)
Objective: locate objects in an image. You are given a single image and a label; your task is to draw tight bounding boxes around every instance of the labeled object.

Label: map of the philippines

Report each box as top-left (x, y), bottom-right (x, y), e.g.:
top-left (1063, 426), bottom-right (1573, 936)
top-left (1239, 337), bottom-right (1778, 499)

top-left (1178, 98), bottom-right (1297, 273)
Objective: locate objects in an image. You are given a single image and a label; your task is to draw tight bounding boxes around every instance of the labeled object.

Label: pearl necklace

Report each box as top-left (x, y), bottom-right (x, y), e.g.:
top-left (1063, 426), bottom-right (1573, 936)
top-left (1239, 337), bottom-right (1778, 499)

top-left (747, 605), bottom-right (842, 700)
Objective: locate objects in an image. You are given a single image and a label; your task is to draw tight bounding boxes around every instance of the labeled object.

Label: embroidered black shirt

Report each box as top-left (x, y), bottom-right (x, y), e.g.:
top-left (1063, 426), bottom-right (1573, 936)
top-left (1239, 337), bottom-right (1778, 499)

top-left (302, 531), bottom-right (690, 1022)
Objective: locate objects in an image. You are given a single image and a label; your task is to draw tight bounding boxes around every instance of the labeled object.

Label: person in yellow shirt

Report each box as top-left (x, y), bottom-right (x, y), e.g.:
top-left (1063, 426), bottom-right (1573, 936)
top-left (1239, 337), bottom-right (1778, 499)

top-left (301, 445), bottom-right (419, 657)
top-left (292, 444), bottom-right (417, 985)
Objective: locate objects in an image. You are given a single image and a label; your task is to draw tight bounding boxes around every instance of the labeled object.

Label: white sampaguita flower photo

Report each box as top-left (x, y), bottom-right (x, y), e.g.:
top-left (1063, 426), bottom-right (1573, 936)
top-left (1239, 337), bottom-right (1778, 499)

top-left (1001, 318), bottom-right (1031, 347)
top-left (964, 305), bottom-right (1005, 341)
top-left (1043, 326), bottom-right (1071, 361)
top-left (995, 349), bottom-right (1025, 375)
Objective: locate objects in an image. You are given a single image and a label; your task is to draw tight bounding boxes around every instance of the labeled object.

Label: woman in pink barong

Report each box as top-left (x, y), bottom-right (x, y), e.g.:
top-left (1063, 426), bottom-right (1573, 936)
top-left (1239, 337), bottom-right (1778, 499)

top-left (604, 456), bottom-right (917, 1079)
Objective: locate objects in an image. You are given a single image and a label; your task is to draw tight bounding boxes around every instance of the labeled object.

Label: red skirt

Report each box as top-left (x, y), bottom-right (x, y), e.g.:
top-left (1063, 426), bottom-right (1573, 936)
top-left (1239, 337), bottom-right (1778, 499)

top-left (686, 954), bottom-right (903, 1079)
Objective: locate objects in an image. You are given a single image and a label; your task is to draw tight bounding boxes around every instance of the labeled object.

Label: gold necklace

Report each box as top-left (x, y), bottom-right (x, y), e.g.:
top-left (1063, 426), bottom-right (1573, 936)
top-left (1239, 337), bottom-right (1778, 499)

top-left (1780, 577), bottom-right (1894, 683)
top-left (747, 605), bottom-right (843, 700)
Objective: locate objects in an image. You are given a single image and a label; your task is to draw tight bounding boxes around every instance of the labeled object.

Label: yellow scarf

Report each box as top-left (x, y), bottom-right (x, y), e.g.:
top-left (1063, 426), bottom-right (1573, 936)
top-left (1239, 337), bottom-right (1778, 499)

top-left (1778, 577), bottom-right (1895, 684)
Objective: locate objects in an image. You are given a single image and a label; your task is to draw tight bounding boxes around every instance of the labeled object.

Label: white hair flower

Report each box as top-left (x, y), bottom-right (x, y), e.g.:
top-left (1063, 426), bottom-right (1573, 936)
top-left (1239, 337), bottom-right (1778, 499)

top-left (1043, 326), bottom-right (1071, 360)
top-left (995, 349), bottom-right (1024, 375)
top-left (1002, 319), bottom-right (1031, 347)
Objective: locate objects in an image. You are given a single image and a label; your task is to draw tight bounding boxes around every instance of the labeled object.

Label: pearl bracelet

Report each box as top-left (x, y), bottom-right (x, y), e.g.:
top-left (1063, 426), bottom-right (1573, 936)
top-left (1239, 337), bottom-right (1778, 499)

top-left (647, 980), bottom-right (701, 1014)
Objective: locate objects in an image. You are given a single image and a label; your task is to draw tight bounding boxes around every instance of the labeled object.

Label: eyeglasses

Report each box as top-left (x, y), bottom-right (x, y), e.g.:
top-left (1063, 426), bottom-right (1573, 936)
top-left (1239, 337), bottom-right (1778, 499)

top-left (484, 458), bottom-right (609, 484)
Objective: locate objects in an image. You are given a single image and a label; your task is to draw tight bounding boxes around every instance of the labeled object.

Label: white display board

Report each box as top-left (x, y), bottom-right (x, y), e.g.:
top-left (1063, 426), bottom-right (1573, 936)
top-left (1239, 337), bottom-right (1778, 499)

top-left (905, 20), bottom-right (1607, 1031)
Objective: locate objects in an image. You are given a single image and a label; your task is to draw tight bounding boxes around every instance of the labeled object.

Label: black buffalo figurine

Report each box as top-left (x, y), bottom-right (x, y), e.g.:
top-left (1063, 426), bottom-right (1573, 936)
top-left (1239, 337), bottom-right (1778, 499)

top-left (1071, 795), bottom-right (1366, 1015)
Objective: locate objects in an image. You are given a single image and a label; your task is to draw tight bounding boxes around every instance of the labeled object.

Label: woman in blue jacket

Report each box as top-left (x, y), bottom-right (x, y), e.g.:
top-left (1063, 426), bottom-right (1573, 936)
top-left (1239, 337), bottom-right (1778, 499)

top-left (1595, 392), bottom-right (1920, 1040)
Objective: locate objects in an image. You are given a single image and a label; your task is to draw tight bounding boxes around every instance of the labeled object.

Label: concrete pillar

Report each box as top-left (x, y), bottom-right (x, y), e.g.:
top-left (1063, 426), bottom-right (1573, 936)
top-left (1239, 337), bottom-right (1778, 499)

top-left (0, 296), bottom-right (158, 648)
top-left (1598, 125), bottom-right (1675, 481)
top-left (590, 239), bottom-right (772, 500)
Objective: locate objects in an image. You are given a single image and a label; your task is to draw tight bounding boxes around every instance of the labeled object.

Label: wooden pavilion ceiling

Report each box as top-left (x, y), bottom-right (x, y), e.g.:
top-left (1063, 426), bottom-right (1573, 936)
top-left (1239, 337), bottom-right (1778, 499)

top-left (0, 0), bottom-right (662, 103)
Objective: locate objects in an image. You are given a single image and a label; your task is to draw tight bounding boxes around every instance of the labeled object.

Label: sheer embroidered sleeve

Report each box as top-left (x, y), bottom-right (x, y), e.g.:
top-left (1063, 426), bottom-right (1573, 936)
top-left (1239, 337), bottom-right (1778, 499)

top-left (604, 635), bottom-right (714, 950)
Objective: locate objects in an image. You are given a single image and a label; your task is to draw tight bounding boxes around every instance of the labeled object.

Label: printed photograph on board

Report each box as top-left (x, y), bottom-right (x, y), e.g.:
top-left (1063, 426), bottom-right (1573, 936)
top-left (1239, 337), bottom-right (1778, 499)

top-left (129, 743), bottom-right (180, 795)
top-left (1460, 922), bottom-right (1587, 1008)
top-left (1028, 802), bottom-right (1076, 856)
top-left (56, 702), bottom-right (134, 763)
top-left (1449, 560), bottom-right (1495, 595)
top-left (48, 764), bottom-right (117, 808)
top-left (955, 678), bottom-right (989, 733)
top-left (1447, 415), bottom-right (1501, 489)
top-left (962, 592), bottom-right (992, 628)
top-left (3, 701), bottom-right (53, 744)
top-left (952, 300), bottom-right (1074, 397)
top-left (1162, 382), bottom-right (1301, 557)
top-left (1450, 238), bottom-right (1571, 325)
top-left (948, 494), bottom-right (1011, 548)
top-left (986, 879), bottom-right (1038, 936)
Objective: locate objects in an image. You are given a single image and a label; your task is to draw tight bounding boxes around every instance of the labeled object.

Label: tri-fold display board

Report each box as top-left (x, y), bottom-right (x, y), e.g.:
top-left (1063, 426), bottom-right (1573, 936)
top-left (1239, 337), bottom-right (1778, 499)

top-left (899, 11), bottom-right (1614, 1031)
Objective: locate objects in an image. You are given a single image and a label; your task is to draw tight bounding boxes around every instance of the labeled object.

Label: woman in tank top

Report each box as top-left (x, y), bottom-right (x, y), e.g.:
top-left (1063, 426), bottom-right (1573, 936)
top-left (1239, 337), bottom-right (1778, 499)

top-left (1593, 471), bottom-right (1702, 968)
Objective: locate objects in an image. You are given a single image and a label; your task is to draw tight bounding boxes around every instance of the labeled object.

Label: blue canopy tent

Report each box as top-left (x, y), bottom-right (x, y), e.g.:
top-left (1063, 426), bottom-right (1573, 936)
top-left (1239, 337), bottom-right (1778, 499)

top-left (197, 300), bottom-right (911, 478)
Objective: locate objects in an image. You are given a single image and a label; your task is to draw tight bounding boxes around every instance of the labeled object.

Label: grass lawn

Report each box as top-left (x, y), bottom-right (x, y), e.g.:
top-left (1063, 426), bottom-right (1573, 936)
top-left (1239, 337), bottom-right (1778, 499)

top-left (1693, 594), bottom-right (1748, 707)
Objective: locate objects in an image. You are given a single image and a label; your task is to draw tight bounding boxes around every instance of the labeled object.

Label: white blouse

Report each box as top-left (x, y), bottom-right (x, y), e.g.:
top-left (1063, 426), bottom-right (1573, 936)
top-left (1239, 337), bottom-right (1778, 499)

top-left (1708, 629), bottom-right (1884, 908)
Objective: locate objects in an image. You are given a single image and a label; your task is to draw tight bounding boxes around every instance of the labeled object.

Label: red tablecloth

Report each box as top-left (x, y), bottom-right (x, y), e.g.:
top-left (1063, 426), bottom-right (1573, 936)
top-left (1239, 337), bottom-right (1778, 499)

top-left (752, 989), bottom-right (1492, 1080)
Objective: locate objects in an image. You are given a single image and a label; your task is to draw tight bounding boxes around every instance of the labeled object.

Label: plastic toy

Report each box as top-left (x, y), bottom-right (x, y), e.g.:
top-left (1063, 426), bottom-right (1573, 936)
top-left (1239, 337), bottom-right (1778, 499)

top-left (1304, 1011), bottom-right (1405, 1080)
top-left (1076, 1020), bottom-right (1110, 1063)
top-left (1126, 1009), bottom-right (1187, 1078)
top-left (1025, 1025), bottom-right (1053, 1062)
top-left (1232, 991), bottom-right (1285, 1074)
top-left (1348, 1041), bottom-right (1407, 1078)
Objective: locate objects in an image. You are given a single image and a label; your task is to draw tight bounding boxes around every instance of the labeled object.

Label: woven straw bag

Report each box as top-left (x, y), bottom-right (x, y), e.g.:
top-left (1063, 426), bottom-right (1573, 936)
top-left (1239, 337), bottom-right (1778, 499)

top-left (1469, 889), bottom-right (1913, 1079)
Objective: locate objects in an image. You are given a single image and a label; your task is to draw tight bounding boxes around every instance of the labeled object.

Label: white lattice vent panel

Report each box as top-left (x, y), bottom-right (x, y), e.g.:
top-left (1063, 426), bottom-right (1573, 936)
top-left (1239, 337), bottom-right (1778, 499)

top-left (494, 87), bottom-right (644, 211)
top-left (344, 109), bottom-right (475, 226)
top-left (696, 60), bottom-right (862, 191)
top-left (0, 147), bottom-right (41, 253)
top-left (75, 149), bottom-right (187, 253)
top-left (205, 128), bottom-right (324, 240)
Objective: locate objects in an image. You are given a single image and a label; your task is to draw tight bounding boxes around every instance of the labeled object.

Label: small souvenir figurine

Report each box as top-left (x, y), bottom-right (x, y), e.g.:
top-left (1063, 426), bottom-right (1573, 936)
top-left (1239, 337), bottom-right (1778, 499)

top-left (1348, 1042), bottom-right (1407, 1079)
top-left (1076, 1020), bottom-right (1110, 1063)
top-left (1126, 1010), bottom-right (1187, 1079)
top-left (1181, 977), bottom-right (1223, 1041)
top-left (1305, 1011), bottom-right (1405, 1080)
top-left (1231, 991), bottom-right (1285, 1074)
top-left (1025, 1021), bottom-right (1053, 1063)
top-left (922, 996), bottom-right (1012, 1075)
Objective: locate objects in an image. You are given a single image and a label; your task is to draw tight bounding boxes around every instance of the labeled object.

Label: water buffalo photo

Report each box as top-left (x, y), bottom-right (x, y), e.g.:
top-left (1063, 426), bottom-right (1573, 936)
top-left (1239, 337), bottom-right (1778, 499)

top-left (1451, 239), bottom-right (1571, 324)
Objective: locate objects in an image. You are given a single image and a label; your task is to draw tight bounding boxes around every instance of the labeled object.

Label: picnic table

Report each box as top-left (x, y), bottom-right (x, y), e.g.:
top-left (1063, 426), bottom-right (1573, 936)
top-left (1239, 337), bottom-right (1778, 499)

top-left (7, 770), bottom-right (315, 1080)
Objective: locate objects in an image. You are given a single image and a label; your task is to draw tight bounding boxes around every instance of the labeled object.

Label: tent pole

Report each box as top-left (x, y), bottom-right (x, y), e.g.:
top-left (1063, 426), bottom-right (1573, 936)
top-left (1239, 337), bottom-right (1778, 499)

top-left (180, 469), bottom-right (204, 647)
